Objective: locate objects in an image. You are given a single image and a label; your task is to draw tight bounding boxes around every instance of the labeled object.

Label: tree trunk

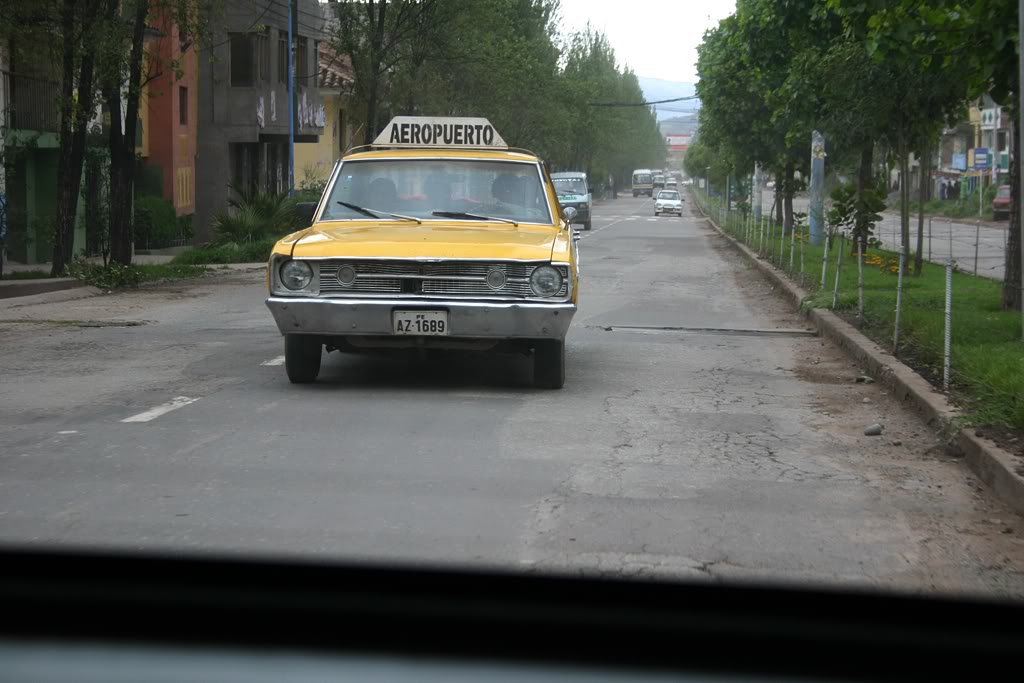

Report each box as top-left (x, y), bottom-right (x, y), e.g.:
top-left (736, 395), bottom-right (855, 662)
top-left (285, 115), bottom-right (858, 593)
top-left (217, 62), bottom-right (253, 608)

top-left (52, 0), bottom-right (79, 277)
top-left (855, 140), bottom-right (874, 254)
top-left (1005, 114), bottom-right (1022, 311)
top-left (774, 179), bottom-right (782, 225)
top-left (914, 144), bottom-right (929, 276)
top-left (107, 0), bottom-right (148, 266)
top-left (363, 73), bottom-right (379, 144)
top-left (783, 161), bottom-right (794, 232)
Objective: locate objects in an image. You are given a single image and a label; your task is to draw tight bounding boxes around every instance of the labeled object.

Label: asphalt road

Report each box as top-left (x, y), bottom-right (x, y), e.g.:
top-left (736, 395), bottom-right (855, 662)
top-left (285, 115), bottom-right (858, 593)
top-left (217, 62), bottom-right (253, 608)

top-left (1, 195), bottom-right (1023, 596)
top-left (761, 194), bottom-right (1009, 279)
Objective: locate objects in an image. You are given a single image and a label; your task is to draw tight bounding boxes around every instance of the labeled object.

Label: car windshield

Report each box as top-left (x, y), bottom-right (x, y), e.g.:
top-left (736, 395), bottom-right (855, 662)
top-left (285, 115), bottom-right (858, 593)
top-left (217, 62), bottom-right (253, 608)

top-left (553, 178), bottom-right (588, 195)
top-left (322, 159), bottom-right (553, 224)
top-left (4, 0), bottom-right (1024, 614)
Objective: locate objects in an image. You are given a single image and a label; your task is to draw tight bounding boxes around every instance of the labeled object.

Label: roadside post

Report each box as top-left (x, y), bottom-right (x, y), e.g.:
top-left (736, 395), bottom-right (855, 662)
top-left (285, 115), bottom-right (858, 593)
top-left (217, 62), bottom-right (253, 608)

top-left (974, 222), bottom-right (981, 275)
top-left (820, 231), bottom-right (831, 288)
top-left (857, 248), bottom-right (865, 327)
top-left (831, 233), bottom-right (844, 309)
top-left (809, 130), bottom-right (825, 245)
top-left (943, 259), bottom-right (954, 391)
top-left (894, 250), bottom-right (906, 355)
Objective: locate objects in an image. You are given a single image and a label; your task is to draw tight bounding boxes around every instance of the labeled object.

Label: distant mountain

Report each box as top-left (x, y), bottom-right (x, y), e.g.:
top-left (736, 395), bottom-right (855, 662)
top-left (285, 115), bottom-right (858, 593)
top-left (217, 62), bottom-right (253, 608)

top-left (636, 76), bottom-right (698, 121)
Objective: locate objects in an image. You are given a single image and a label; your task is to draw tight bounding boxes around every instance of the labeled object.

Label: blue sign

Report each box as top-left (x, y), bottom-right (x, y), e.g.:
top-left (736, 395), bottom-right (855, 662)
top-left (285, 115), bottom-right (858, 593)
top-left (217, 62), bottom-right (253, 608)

top-left (952, 153), bottom-right (967, 171)
top-left (973, 147), bottom-right (990, 169)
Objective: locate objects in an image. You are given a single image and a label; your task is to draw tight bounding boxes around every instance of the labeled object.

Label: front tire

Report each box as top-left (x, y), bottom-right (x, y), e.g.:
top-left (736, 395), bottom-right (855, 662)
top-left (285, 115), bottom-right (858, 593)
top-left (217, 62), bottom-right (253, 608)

top-left (583, 220), bottom-right (592, 231)
top-left (533, 339), bottom-right (565, 389)
top-left (285, 334), bottom-right (322, 383)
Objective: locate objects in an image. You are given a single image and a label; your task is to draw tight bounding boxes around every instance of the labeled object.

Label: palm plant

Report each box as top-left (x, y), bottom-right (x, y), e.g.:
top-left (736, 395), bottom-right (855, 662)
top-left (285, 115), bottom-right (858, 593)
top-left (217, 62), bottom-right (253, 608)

top-left (212, 183), bottom-right (299, 245)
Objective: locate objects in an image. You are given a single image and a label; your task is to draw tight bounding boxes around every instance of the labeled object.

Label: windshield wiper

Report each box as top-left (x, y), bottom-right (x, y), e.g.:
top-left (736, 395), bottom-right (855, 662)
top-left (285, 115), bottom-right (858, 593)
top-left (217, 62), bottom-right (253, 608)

top-left (336, 201), bottom-right (422, 224)
top-left (431, 211), bottom-right (519, 227)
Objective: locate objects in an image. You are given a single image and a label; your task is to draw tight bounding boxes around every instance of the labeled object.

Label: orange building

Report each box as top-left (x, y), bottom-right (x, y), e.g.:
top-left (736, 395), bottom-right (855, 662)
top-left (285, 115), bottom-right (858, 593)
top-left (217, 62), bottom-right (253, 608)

top-left (144, 16), bottom-right (197, 218)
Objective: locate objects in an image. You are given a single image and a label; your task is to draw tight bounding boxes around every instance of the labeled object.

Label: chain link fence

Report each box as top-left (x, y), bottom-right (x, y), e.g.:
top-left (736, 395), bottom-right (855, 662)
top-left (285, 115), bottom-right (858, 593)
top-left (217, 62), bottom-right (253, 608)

top-left (691, 187), bottom-right (1023, 432)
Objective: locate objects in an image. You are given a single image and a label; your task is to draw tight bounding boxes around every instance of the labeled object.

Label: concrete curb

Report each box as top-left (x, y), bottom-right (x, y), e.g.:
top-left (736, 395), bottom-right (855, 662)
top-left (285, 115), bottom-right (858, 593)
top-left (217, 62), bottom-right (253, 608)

top-left (0, 278), bottom-right (84, 300)
top-left (694, 200), bottom-right (1024, 516)
top-left (0, 286), bottom-right (104, 309)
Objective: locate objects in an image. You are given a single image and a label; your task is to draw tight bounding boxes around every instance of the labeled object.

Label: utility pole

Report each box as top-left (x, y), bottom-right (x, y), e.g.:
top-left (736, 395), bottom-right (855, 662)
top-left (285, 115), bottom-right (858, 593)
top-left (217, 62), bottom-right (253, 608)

top-left (809, 130), bottom-right (826, 245)
top-left (287, 0), bottom-right (296, 196)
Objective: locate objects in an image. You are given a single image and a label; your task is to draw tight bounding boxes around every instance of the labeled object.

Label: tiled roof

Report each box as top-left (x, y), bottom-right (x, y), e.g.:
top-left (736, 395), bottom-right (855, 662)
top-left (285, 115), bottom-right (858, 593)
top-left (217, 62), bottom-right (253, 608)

top-left (317, 41), bottom-right (353, 92)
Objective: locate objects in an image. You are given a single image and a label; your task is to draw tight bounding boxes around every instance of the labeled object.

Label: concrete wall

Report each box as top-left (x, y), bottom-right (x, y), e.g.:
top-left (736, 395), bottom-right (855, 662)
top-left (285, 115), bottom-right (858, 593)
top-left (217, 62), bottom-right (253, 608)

top-left (194, 0), bottom-right (325, 242)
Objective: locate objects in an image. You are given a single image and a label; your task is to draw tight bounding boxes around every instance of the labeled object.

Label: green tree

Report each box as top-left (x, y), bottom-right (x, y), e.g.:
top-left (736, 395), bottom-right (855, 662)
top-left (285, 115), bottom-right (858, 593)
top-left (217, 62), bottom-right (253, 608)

top-left (840, 0), bottom-right (1020, 306)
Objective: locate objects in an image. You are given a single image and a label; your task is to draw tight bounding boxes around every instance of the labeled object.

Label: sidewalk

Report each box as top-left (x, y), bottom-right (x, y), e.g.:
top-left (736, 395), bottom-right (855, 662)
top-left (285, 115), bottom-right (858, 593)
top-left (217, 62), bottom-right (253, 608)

top-left (2, 254), bottom-right (176, 275)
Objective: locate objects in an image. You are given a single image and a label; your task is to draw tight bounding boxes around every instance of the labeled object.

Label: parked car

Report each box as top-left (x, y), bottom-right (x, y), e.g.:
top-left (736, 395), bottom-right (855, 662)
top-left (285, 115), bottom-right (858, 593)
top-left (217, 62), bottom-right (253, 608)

top-left (551, 171), bottom-right (592, 231)
top-left (992, 184), bottom-right (1011, 220)
top-left (266, 116), bottom-right (579, 389)
top-left (654, 190), bottom-right (684, 216)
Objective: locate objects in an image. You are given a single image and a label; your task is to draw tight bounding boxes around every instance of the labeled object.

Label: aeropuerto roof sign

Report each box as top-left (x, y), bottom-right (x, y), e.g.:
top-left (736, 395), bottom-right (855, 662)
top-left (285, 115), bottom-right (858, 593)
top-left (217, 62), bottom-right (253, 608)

top-left (372, 117), bottom-right (508, 149)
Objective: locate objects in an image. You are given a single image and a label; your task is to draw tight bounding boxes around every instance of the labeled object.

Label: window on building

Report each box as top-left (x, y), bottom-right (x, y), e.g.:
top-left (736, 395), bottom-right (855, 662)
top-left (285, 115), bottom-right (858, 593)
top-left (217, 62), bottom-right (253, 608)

top-left (998, 130), bottom-right (1007, 152)
top-left (255, 29), bottom-right (270, 82)
top-left (178, 86), bottom-right (188, 126)
top-left (296, 37), bottom-right (308, 83)
top-left (277, 32), bottom-right (287, 83)
top-left (229, 33), bottom-right (254, 87)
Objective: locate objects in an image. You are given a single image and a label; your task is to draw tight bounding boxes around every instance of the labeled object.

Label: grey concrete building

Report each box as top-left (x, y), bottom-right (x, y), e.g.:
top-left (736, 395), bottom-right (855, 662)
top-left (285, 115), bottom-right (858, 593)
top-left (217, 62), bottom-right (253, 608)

top-left (195, 0), bottom-right (325, 242)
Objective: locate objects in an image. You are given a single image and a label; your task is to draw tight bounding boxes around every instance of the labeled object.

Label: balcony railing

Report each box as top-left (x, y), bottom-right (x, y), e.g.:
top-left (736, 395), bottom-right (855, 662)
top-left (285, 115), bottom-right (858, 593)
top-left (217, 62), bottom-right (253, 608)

top-left (1, 70), bottom-right (61, 133)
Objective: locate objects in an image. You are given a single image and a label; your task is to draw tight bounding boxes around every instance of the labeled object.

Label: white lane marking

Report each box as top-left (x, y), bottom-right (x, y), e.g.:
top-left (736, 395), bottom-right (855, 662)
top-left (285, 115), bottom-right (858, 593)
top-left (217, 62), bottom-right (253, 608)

top-left (261, 355), bottom-right (286, 366)
top-left (122, 396), bottom-right (200, 423)
top-left (647, 218), bottom-right (657, 222)
top-left (58, 430), bottom-right (78, 435)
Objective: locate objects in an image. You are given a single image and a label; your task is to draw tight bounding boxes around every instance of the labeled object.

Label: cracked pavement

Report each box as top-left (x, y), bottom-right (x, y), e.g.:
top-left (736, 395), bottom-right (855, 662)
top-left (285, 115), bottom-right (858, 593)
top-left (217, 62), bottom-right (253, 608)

top-left (1, 196), bottom-right (1022, 598)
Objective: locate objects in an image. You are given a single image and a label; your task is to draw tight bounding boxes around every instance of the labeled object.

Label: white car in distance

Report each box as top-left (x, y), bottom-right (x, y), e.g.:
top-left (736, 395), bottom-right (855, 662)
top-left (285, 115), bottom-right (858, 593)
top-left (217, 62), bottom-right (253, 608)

top-left (654, 190), bottom-right (684, 216)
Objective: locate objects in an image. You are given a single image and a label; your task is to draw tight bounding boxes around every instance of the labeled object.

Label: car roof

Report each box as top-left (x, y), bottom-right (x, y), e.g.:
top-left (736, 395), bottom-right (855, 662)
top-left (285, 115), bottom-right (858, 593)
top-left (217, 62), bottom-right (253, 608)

top-left (342, 148), bottom-right (540, 162)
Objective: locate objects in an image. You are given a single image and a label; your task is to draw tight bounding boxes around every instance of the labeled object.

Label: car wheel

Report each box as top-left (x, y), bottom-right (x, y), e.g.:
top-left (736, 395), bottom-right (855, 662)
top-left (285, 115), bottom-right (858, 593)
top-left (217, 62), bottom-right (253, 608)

top-left (583, 220), bottom-right (592, 231)
top-left (533, 339), bottom-right (565, 389)
top-left (285, 334), bottom-right (322, 383)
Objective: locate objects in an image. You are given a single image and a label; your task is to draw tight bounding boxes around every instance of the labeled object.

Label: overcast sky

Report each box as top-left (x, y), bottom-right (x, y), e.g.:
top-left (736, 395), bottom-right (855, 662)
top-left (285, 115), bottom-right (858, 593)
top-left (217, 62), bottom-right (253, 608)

top-left (556, 0), bottom-right (736, 83)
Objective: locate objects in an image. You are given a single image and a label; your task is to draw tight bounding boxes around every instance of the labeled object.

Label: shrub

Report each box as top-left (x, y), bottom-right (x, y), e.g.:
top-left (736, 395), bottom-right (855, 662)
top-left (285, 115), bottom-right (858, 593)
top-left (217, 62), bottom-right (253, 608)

top-left (68, 260), bottom-right (144, 289)
top-left (171, 239), bottom-right (276, 265)
top-left (212, 183), bottom-right (298, 245)
top-left (134, 195), bottom-right (179, 248)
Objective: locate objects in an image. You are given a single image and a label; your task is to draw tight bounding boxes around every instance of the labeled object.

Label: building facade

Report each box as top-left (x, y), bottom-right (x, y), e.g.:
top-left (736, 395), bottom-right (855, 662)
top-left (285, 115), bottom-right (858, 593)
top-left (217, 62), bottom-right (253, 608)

top-left (194, 0), bottom-right (325, 243)
top-left (0, 38), bottom-right (80, 264)
top-left (144, 15), bottom-right (198, 220)
top-left (293, 40), bottom-right (356, 190)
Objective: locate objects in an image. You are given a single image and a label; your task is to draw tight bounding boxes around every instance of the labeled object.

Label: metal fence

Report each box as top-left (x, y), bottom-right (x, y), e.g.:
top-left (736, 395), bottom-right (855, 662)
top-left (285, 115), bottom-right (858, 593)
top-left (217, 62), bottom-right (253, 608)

top-left (1, 70), bottom-right (61, 133)
top-left (692, 187), bottom-right (1022, 430)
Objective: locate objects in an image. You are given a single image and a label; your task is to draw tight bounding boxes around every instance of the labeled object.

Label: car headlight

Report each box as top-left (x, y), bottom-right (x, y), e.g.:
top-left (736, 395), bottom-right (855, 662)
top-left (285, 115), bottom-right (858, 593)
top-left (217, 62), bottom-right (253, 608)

top-left (529, 265), bottom-right (563, 297)
top-left (280, 259), bottom-right (313, 290)
top-left (656, 203), bottom-right (663, 208)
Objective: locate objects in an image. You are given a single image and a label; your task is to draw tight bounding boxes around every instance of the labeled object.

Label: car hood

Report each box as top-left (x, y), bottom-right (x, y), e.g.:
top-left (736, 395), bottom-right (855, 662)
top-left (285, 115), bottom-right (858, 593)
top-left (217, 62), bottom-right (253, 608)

top-left (289, 221), bottom-right (561, 261)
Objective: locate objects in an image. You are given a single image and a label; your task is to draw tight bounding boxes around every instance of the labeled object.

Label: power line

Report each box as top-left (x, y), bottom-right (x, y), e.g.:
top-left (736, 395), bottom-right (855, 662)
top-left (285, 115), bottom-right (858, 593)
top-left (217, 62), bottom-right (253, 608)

top-left (588, 95), bottom-right (700, 107)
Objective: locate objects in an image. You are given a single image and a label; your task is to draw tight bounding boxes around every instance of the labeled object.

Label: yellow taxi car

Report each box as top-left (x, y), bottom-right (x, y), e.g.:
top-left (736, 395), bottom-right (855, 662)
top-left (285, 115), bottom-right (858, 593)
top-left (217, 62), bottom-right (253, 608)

top-left (266, 117), bottom-right (580, 389)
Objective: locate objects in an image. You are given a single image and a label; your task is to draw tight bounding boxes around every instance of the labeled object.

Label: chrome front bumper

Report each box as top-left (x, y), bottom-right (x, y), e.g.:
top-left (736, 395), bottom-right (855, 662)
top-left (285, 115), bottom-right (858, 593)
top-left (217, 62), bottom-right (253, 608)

top-left (266, 297), bottom-right (576, 339)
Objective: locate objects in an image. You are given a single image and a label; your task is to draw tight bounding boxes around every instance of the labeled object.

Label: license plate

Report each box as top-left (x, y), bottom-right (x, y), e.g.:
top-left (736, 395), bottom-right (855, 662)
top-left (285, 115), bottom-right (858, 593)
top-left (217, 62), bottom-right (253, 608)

top-left (393, 310), bottom-right (449, 336)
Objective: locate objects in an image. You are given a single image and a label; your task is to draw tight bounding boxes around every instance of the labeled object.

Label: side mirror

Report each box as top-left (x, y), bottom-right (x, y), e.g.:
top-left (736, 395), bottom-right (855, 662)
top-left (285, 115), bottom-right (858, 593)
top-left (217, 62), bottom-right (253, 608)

top-left (562, 206), bottom-right (578, 221)
top-left (295, 202), bottom-right (318, 226)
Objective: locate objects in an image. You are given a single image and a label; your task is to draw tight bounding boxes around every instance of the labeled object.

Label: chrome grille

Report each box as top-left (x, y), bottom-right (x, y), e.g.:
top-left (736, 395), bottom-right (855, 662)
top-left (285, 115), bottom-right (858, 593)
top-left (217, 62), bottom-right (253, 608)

top-left (316, 261), bottom-right (568, 298)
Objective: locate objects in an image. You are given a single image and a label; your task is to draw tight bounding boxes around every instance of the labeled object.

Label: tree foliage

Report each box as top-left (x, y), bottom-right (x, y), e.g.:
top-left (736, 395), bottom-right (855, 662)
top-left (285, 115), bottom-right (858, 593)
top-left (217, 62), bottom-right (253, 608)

top-left (695, 0), bottom-right (1020, 308)
top-left (329, 0), bottom-right (664, 189)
